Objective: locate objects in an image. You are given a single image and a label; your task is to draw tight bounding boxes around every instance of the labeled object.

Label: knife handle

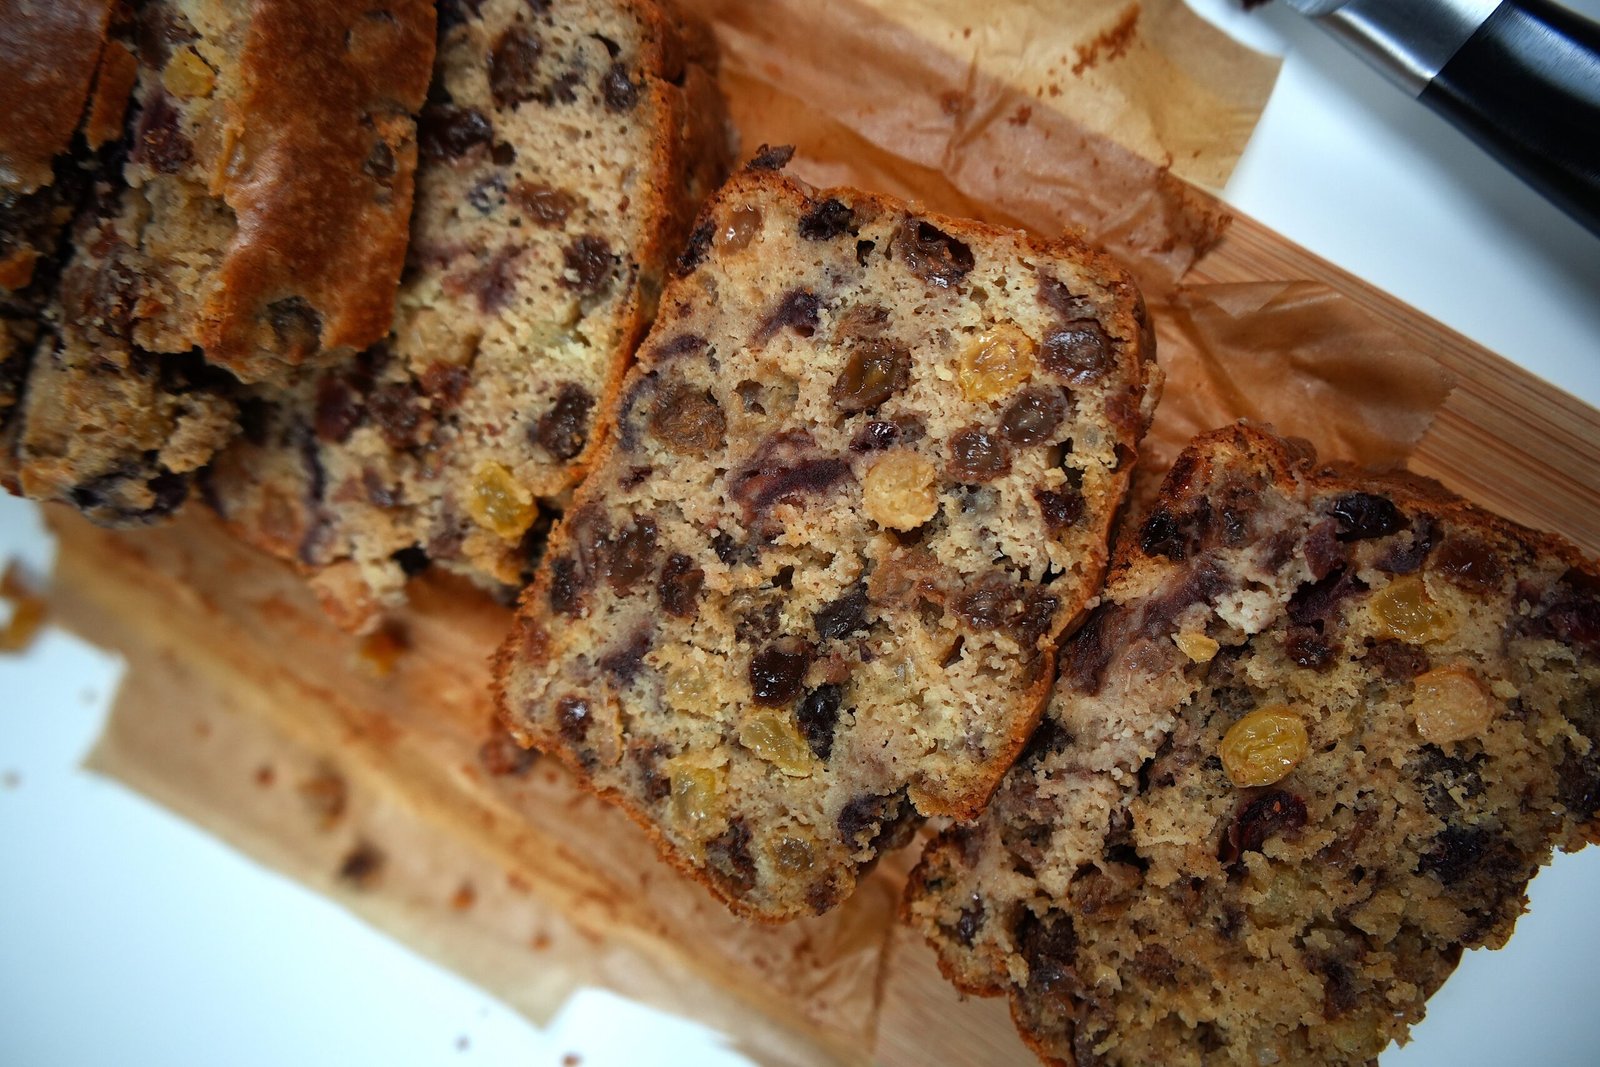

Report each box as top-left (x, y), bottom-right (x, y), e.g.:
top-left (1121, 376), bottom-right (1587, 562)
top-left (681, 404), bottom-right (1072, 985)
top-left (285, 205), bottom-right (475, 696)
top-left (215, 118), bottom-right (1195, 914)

top-left (1421, 0), bottom-right (1600, 237)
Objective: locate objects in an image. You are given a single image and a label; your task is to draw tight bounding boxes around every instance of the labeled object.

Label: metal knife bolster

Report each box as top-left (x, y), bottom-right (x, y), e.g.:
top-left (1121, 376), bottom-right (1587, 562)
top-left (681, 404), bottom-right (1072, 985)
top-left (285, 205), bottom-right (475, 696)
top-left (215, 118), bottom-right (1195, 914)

top-left (1293, 0), bottom-right (1503, 96)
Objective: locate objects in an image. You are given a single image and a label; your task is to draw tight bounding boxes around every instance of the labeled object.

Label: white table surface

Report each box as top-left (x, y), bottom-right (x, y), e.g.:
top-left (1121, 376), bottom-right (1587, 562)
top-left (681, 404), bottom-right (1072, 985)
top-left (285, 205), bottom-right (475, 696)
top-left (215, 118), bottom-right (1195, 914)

top-left (4, 3), bottom-right (1600, 1064)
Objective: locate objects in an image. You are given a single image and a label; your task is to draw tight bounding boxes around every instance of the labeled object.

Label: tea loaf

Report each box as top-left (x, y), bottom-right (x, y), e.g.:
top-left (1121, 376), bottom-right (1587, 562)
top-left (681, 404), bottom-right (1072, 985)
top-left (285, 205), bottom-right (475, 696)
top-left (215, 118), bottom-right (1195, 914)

top-left (905, 423), bottom-right (1600, 1065)
top-left (204, 0), bottom-right (727, 630)
top-left (494, 161), bottom-right (1159, 920)
top-left (8, 0), bottom-right (435, 523)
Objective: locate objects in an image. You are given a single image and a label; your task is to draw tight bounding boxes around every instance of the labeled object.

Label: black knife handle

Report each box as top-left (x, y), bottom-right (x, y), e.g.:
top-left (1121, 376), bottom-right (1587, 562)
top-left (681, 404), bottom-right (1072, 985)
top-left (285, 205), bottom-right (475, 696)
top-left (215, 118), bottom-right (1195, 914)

top-left (1421, 0), bottom-right (1600, 237)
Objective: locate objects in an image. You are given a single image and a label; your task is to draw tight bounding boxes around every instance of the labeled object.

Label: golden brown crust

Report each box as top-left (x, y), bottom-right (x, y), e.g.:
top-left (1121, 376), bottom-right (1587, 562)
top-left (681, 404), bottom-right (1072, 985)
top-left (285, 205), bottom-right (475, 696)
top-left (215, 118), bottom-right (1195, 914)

top-left (0, 0), bottom-right (113, 194)
top-left (201, 0), bottom-right (436, 382)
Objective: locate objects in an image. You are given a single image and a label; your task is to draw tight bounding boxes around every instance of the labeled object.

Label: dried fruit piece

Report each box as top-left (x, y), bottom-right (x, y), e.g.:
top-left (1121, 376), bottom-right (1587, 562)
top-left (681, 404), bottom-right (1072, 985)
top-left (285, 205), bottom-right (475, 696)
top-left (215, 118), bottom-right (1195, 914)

top-left (1411, 665), bottom-right (1496, 744)
top-left (1040, 321), bottom-right (1111, 383)
top-left (664, 661), bottom-right (716, 716)
top-left (957, 326), bottom-right (1035, 401)
top-left (739, 709), bottom-right (816, 775)
top-left (1219, 789), bottom-right (1308, 863)
top-left (799, 197), bottom-right (854, 240)
top-left (770, 835), bottom-right (815, 875)
top-left (831, 339), bottom-right (910, 413)
top-left (947, 426), bottom-right (1011, 482)
top-left (864, 451), bottom-right (938, 530)
top-left (650, 384), bottom-right (726, 455)
top-left (1331, 493), bottom-right (1405, 541)
top-left (510, 181), bottom-right (578, 226)
top-left (533, 383), bottom-right (594, 460)
top-left (1220, 705), bottom-right (1309, 787)
top-left (466, 461), bottom-right (535, 539)
top-left (419, 103), bottom-right (493, 161)
top-left (893, 219), bottom-right (974, 287)
top-left (749, 639), bottom-right (813, 705)
top-left (489, 27), bottom-right (543, 107)
top-left (1173, 631), bottom-right (1219, 663)
top-left (602, 61), bottom-right (638, 111)
top-left (606, 517), bottom-right (658, 593)
top-left (753, 288), bottom-right (821, 344)
top-left (797, 683), bottom-right (844, 759)
top-left (1036, 487), bottom-right (1085, 531)
top-left (563, 234), bottom-right (615, 295)
top-left (669, 762), bottom-right (726, 833)
top-left (813, 586), bottom-right (869, 641)
top-left (1372, 575), bottom-right (1457, 644)
top-left (728, 430), bottom-right (851, 516)
top-left (1000, 387), bottom-right (1067, 446)
top-left (657, 554), bottom-right (704, 617)
top-left (719, 205), bottom-right (762, 252)
top-left (1434, 537), bottom-right (1505, 592)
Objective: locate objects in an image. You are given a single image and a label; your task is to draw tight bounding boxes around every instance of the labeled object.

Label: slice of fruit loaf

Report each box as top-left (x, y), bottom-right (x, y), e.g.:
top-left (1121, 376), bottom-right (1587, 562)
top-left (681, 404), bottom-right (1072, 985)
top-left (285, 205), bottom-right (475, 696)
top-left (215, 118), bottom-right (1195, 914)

top-left (203, 0), bottom-right (727, 630)
top-left (493, 159), bottom-right (1159, 920)
top-left (7, 0), bottom-right (435, 523)
top-left (905, 423), bottom-right (1600, 1066)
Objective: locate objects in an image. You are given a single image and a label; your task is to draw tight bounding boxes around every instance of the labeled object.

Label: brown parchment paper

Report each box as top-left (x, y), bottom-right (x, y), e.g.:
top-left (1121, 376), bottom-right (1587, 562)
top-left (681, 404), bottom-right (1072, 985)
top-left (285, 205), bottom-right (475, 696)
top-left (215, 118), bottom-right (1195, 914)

top-left (57, 511), bottom-right (889, 1067)
top-left (57, 1), bottom-right (1480, 1064)
top-left (686, 0), bottom-right (1275, 294)
top-left (690, 0), bottom-right (1455, 475)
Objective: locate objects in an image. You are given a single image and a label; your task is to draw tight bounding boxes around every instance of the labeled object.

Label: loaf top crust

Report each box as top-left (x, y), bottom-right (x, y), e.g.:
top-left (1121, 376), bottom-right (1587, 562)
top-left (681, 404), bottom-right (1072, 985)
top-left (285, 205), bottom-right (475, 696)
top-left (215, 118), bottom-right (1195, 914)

top-left (0, 0), bottom-right (114, 194)
top-left (201, 0), bottom-right (437, 379)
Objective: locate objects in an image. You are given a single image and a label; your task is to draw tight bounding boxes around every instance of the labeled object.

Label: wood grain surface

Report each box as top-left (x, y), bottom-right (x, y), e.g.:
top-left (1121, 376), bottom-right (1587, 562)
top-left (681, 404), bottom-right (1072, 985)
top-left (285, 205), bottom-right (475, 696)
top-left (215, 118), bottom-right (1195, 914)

top-left (1195, 214), bottom-right (1600, 555)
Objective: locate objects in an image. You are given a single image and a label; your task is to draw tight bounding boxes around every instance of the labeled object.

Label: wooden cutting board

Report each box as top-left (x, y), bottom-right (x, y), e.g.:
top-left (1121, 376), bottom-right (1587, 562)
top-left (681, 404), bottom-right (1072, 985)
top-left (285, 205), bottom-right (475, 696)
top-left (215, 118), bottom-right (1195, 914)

top-left (1194, 214), bottom-right (1599, 557)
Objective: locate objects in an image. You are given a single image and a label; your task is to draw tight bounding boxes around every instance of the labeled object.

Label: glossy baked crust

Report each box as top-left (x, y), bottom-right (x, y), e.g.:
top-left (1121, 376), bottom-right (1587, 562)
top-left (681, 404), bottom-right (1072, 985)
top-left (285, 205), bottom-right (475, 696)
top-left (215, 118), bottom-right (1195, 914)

top-left (5, 0), bottom-right (436, 522)
top-left (200, 0), bottom-right (438, 381)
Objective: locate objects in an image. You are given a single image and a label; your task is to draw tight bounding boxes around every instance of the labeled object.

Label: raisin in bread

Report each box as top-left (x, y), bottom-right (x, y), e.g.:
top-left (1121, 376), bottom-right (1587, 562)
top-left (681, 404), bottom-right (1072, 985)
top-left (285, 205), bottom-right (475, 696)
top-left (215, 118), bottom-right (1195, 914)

top-left (8, 0), bottom-right (435, 523)
top-left (493, 161), bottom-right (1159, 921)
top-left (0, 0), bottom-right (132, 492)
top-left (204, 0), bottom-right (727, 630)
top-left (905, 423), bottom-right (1600, 1066)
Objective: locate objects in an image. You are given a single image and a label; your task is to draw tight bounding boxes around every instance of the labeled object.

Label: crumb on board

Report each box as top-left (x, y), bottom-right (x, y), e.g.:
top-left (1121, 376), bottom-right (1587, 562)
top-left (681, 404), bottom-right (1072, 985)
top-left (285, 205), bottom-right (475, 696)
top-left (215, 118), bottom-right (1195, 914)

top-left (356, 622), bottom-right (409, 678)
top-left (451, 881), bottom-right (477, 911)
top-left (298, 764), bottom-right (349, 829)
top-left (337, 840), bottom-right (385, 888)
top-left (562, 1054), bottom-right (581, 1067)
top-left (0, 562), bottom-right (46, 653)
top-left (478, 729), bottom-right (538, 777)
top-left (254, 765), bottom-right (276, 788)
